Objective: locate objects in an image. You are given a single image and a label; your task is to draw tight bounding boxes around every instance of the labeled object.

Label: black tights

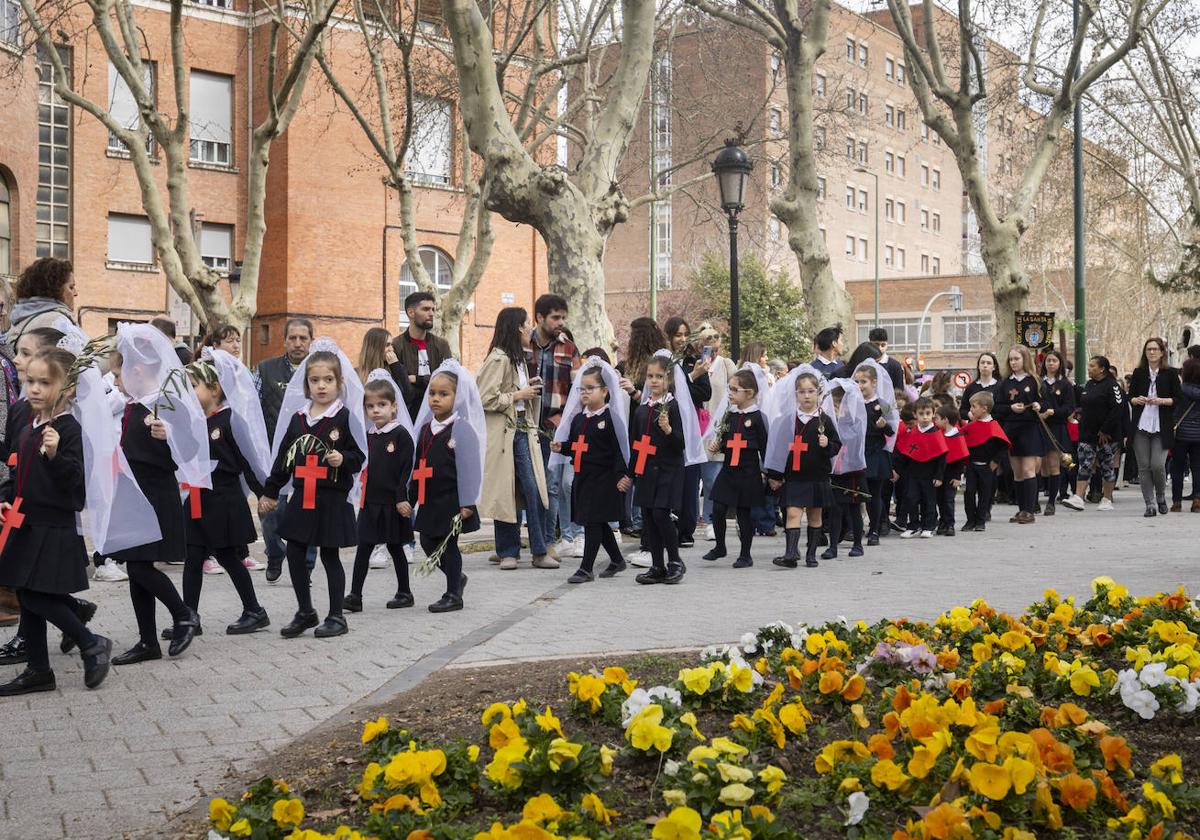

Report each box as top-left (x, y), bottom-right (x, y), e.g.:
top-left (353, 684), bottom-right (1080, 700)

top-left (867, 478), bottom-right (887, 535)
top-left (828, 500), bottom-right (864, 546)
top-left (127, 562), bottom-right (190, 646)
top-left (711, 504), bottom-right (754, 558)
top-left (350, 543), bottom-right (411, 597)
top-left (419, 533), bottom-right (464, 597)
top-left (287, 542), bottom-right (345, 618)
top-left (579, 523), bottom-right (624, 573)
top-left (182, 544), bottom-right (261, 614)
top-left (17, 590), bottom-right (96, 672)
top-left (641, 507), bottom-right (680, 571)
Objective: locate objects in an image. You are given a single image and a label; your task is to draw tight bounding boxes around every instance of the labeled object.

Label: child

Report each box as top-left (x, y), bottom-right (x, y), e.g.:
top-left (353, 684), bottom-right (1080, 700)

top-left (820, 382), bottom-right (867, 559)
top-left (345, 371), bottom-right (415, 611)
top-left (765, 370), bottom-right (841, 568)
top-left (993, 345), bottom-right (1044, 523)
top-left (893, 397), bottom-right (947, 538)
top-left (702, 368), bottom-right (768, 568)
top-left (853, 361), bottom-right (896, 546)
top-left (1038, 350), bottom-right (1075, 516)
top-left (0, 348), bottom-right (112, 695)
top-left (934, 404), bottom-right (968, 535)
top-left (408, 361), bottom-right (484, 611)
top-left (174, 350), bottom-right (270, 636)
top-left (962, 392), bottom-right (1010, 531)
top-left (552, 360), bottom-right (631, 582)
top-left (261, 340), bottom-right (367, 638)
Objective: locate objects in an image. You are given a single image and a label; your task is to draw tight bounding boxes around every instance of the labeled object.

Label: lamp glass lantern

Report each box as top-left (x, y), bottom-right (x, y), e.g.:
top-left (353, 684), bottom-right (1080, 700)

top-left (712, 139), bottom-right (753, 214)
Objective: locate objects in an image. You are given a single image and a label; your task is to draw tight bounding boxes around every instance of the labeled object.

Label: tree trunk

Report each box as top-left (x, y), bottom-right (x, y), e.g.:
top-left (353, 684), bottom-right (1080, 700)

top-left (542, 220), bottom-right (614, 353)
top-left (979, 220), bottom-right (1027, 346)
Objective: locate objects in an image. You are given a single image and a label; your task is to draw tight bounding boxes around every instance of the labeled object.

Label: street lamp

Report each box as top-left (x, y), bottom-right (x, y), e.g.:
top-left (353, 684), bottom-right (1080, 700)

top-left (914, 285), bottom-right (963, 370)
top-left (712, 137), bottom-right (753, 360)
top-left (854, 166), bottom-right (880, 327)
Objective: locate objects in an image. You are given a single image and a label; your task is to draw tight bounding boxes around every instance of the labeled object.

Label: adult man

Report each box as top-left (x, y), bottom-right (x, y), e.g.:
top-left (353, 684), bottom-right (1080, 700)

top-left (150, 315), bottom-right (192, 365)
top-left (869, 327), bottom-right (905, 393)
top-left (528, 294), bottom-right (581, 555)
top-left (391, 292), bottom-right (454, 420)
top-left (255, 318), bottom-right (313, 581)
top-left (810, 325), bottom-right (845, 378)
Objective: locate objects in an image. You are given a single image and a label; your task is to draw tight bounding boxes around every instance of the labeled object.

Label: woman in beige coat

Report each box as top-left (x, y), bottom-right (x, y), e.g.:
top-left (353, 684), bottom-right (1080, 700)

top-left (477, 307), bottom-right (554, 570)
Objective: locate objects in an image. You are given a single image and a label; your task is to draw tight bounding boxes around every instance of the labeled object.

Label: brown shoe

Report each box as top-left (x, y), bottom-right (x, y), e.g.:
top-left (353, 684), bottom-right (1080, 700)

top-left (0, 611), bottom-right (17, 628)
top-left (1008, 513), bottom-right (1022, 523)
top-left (531, 554), bottom-right (560, 569)
top-left (1171, 502), bottom-right (1182, 513)
top-left (1015, 511), bottom-right (1036, 524)
top-left (1192, 499), bottom-right (1200, 513)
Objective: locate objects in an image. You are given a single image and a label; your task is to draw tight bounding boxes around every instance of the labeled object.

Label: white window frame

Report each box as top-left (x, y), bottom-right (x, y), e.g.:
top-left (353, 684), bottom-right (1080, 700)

top-left (107, 213), bottom-right (154, 266)
top-left (845, 184), bottom-right (856, 210)
top-left (844, 234), bottom-right (855, 257)
top-left (816, 176), bottom-right (826, 200)
top-left (885, 104), bottom-right (894, 128)
top-left (858, 43), bottom-right (869, 67)
top-left (884, 243), bottom-right (894, 266)
top-left (405, 95), bottom-right (453, 186)
top-left (920, 208), bottom-right (929, 230)
top-left (896, 200), bottom-right (906, 223)
top-left (896, 155), bottom-right (906, 177)
top-left (885, 56), bottom-right (894, 80)
top-left (814, 125), bottom-right (825, 150)
top-left (932, 256), bottom-right (941, 275)
top-left (932, 211), bottom-right (941, 233)
top-left (399, 246), bottom-right (454, 326)
top-left (814, 73), bottom-right (826, 97)
top-left (896, 247), bottom-right (905, 269)
top-left (857, 237), bottom-right (868, 260)
top-left (846, 37), bottom-right (856, 63)
top-left (189, 70), bottom-right (233, 166)
top-left (943, 315), bottom-right (995, 351)
top-left (858, 188), bottom-right (868, 212)
top-left (1, 0), bottom-right (20, 47)
top-left (921, 164), bottom-right (930, 186)
top-left (885, 151), bottom-right (894, 173)
top-left (199, 222), bottom-right (234, 272)
top-left (932, 168), bottom-right (941, 190)
top-left (884, 197), bottom-right (894, 221)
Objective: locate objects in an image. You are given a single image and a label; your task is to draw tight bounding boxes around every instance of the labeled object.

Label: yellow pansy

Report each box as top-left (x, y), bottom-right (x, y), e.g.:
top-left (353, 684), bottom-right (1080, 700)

top-left (998, 631), bottom-right (1031, 651)
top-left (481, 702), bottom-right (511, 726)
top-left (580, 792), bottom-right (616, 825)
top-left (1150, 754), bottom-right (1183, 785)
top-left (489, 717), bottom-right (524, 751)
top-left (717, 762), bottom-right (754, 783)
top-left (814, 740), bottom-right (871, 774)
top-left (209, 798), bottom-right (236, 832)
top-left (729, 714), bottom-right (757, 734)
top-left (652, 806), bottom-right (703, 840)
top-left (752, 708), bottom-right (786, 749)
top-left (599, 744), bottom-right (615, 776)
top-left (1142, 782), bottom-right (1177, 819)
top-left (1050, 602), bottom-right (1075, 625)
top-left (283, 831), bottom-right (326, 840)
top-left (535, 706), bottom-right (564, 738)
top-left (965, 724), bottom-right (1000, 762)
top-left (1068, 666), bottom-right (1101, 697)
top-left (968, 763), bottom-right (1011, 801)
top-left (870, 759), bottom-right (909, 791)
top-left (357, 762), bottom-right (383, 800)
top-left (625, 704), bottom-right (674, 753)
top-left (547, 738), bottom-right (583, 771)
top-left (972, 641), bottom-right (994, 663)
top-left (687, 745), bottom-right (719, 765)
top-left (710, 737), bottom-right (749, 758)
top-left (467, 745), bottom-right (481, 763)
top-left (485, 741), bottom-right (528, 789)
top-left (838, 777), bottom-right (862, 793)
top-left (569, 673), bottom-right (607, 714)
top-left (228, 819), bottom-right (251, 838)
top-left (512, 699), bottom-right (528, 717)
top-left (361, 716), bottom-right (389, 744)
top-left (725, 661), bottom-right (755, 693)
top-left (710, 810), bottom-right (752, 840)
top-left (758, 765), bottom-right (786, 795)
top-left (1004, 756), bottom-right (1036, 795)
top-left (679, 666), bottom-right (715, 696)
top-left (806, 634), bottom-right (827, 655)
top-left (907, 745), bottom-right (941, 780)
top-left (662, 789), bottom-right (688, 807)
top-left (679, 712), bottom-right (704, 741)
top-left (779, 701), bottom-right (812, 734)
top-left (603, 666), bottom-right (629, 684)
top-left (272, 798), bottom-right (305, 828)
top-left (522, 793), bottom-right (563, 824)
top-left (718, 782), bottom-right (755, 806)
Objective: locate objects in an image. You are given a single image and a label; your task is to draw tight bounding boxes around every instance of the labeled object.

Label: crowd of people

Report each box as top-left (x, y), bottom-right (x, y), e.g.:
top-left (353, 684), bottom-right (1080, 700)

top-left (0, 255), bottom-right (1196, 698)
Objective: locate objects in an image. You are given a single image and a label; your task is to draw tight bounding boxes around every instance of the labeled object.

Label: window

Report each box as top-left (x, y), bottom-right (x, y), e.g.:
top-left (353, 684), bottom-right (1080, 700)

top-left (191, 0), bottom-right (230, 6)
top-left (932, 132), bottom-right (940, 146)
top-left (814, 73), bottom-right (826, 97)
top-left (814, 125), bottom-right (825, 149)
top-left (189, 70), bottom-right (233, 165)
top-left (858, 92), bottom-right (868, 114)
top-left (199, 222), bottom-right (233, 272)
top-left (2, 0), bottom-right (20, 46)
top-left (896, 247), bottom-right (905, 269)
top-left (943, 315), bottom-right (994, 351)
top-left (897, 109), bottom-right (906, 131)
top-left (920, 123), bottom-right (929, 142)
top-left (920, 164), bottom-right (929, 186)
top-left (897, 64), bottom-right (906, 85)
top-left (932, 256), bottom-right (941, 275)
top-left (920, 253), bottom-right (929, 273)
top-left (844, 234), bottom-right (855, 257)
top-left (858, 189), bottom-right (868, 212)
top-left (856, 318), bottom-right (920, 352)
top-left (655, 201), bottom-right (672, 289)
top-left (417, 0), bottom-right (443, 32)
top-left (885, 151), bottom-right (894, 173)
top-left (406, 96), bottom-right (452, 185)
top-left (399, 246), bottom-right (453, 325)
top-left (932, 211), bottom-right (941, 232)
top-left (769, 108), bottom-right (782, 135)
top-left (931, 168), bottom-right (941, 190)
top-left (816, 176), bottom-right (826, 200)
top-left (845, 184), bottom-right (856, 209)
top-left (108, 60), bottom-right (154, 153)
top-left (884, 244), bottom-right (894, 266)
top-left (885, 105), bottom-right (894, 128)
top-left (107, 213), bottom-right (154, 265)
top-left (884, 198), bottom-right (894, 220)
top-left (846, 87), bottom-right (855, 111)
top-left (768, 216), bottom-right (780, 242)
top-left (859, 43), bottom-right (869, 66)
top-left (37, 46), bottom-right (71, 259)
top-left (846, 37), bottom-right (856, 63)
top-left (896, 201), bottom-right (905, 223)
top-left (0, 176), bottom-right (10, 275)
top-left (885, 57), bottom-right (894, 80)
top-left (770, 163), bottom-right (781, 188)
top-left (651, 54), bottom-right (671, 186)
top-left (770, 52), bottom-right (781, 79)
top-left (896, 155), bottom-right (906, 177)
top-left (858, 237), bottom-right (868, 260)
top-left (920, 209), bottom-right (929, 230)
top-left (857, 140), bottom-right (868, 164)
top-left (846, 136), bottom-right (855, 160)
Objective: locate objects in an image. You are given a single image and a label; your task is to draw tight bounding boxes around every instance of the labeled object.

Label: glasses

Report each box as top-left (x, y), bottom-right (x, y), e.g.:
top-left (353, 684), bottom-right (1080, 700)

top-left (579, 385), bottom-right (604, 393)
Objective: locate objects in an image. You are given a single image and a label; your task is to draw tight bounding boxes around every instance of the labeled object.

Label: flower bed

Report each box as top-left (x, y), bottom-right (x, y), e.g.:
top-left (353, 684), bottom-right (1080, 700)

top-left (208, 578), bottom-right (1200, 839)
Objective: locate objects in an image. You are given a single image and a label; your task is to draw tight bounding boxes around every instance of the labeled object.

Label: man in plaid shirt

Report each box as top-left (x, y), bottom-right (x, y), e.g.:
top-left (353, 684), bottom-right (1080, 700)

top-left (528, 294), bottom-right (581, 555)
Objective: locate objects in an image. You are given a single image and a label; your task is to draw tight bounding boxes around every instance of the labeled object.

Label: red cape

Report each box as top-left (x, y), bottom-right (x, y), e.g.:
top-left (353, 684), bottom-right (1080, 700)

top-left (963, 419), bottom-right (1011, 449)
top-left (896, 426), bottom-right (949, 463)
top-left (943, 431), bottom-right (970, 463)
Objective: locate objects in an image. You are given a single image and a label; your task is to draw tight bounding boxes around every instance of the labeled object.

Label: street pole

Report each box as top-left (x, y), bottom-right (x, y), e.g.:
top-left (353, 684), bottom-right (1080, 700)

top-left (729, 213), bottom-right (740, 360)
top-left (1072, 0), bottom-right (1086, 384)
top-left (872, 172), bottom-right (880, 327)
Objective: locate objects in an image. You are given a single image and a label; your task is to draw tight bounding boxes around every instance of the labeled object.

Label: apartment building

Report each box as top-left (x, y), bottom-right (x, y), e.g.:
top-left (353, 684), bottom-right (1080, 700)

top-left (0, 0), bottom-right (549, 366)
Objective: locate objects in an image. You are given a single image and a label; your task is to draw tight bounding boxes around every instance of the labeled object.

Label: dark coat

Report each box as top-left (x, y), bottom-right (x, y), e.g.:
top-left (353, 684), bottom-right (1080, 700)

top-left (1129, 366), bottom-right (1181, 449)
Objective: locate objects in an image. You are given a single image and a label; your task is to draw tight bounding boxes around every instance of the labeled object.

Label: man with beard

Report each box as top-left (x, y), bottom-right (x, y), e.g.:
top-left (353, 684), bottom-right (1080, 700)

top-left (391, 292), bottom-right (455, 421)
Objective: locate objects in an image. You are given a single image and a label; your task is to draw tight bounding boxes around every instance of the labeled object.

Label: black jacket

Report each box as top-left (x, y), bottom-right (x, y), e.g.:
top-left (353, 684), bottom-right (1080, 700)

top-left (1078, 376), bottom-right (1125, 445)
top-left (1129, 366), bottom-right (1180, 449)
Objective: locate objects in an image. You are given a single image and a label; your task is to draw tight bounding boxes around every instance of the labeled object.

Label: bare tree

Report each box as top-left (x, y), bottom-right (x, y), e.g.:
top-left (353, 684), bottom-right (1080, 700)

top-left (884, 0), bottom-right (1166, 338)
top-left (16, 0), bottom-right (338, 332)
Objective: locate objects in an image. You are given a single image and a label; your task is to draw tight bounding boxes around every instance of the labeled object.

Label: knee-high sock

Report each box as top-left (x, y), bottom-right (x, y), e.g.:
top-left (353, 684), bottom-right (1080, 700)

top-left (286, 541), bottom-right (315, 614)
top-left (387, 543), bottom-right (411, 594)
top-left (349, 543), bottom-right (373, 598)
top-left (213, 546), bottom-right (261, 612)
top-left (127, 562), bottom-right (189, 645)
top-left (319, 547), bottom-right (345, 617)
top-left (711, 503), bottom-right (729, 553)
top-left (734, 507), bottom-right (754, 558)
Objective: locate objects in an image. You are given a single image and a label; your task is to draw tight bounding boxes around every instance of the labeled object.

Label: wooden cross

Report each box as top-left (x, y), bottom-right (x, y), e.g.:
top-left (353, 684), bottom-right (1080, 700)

top-left (788, 436), bottom-right (809, 471)
top-left (295, 454), bottom-right (328, 510)
top-left (631, 434), bottom-right (657, 475)
top-left (412, 458), bottom-right (434, 505)
top-left (180, 483), bottom-right (202, 519)
top-left (0, 497), bottom-right (25, 553)
top-left (726, 432), bottom-right (748, 467)
top-left (572, 435), bottom-right (589, 473)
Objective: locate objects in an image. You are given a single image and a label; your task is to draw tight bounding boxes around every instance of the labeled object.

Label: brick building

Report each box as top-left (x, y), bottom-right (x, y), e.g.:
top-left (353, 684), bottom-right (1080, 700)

top-left (0, 1), bottom-right (549, 368)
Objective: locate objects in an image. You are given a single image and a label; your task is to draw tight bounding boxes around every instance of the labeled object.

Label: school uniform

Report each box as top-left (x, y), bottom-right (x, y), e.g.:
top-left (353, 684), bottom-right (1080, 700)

top-left (1039, 377), bottom-right (1076, 511)
top-left (894, 424), bottom-right (946, 534)
top-left (766, 410), bottom-right (841, 568)
top-left (863, 398), bottom-right (894, 541)
top-left (114, 402), bottom-right (186, 565)
top-left (994, 374), bottom-right (1045, 457)
top-left (347, 421), bottom-right (416, 610)
top-left (961, 418), bottom-right (1010, 530)
top-left (629, 397), bottom-right (685, 581)
top-left (561, 407), bottom-right (628, 578)
top-left (411, 417), bottom-right (480, 607)
top-left (704, 408), bottom-right (767, 566)
top-left (936, 429), bottom-right (968, 534)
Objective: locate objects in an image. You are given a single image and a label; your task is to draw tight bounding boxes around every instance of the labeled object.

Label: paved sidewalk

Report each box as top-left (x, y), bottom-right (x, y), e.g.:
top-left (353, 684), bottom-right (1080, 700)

top-left (1, 500), bottom-right (1198, 839)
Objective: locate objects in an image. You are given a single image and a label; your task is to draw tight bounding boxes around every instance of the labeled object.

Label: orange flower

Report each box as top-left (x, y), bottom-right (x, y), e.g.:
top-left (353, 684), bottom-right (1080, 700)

top-left (937, 649), bottom-right (961, 670)
top-left (1039, 707), bottom-right (1058, 728)
top-left (1030, 729), bottom-right (1076, 774)
top-left (922, 802), bottom-right (971, 839)
top-left (1057, 773), bottom-right (1097, 812)
top-left (800, 659), bottom-right (821, 677)
top-left (841, 675), bottom-right (866, 702)
top-left (1162, 588), bottom-right (1189, 610)
top-left (1099, 736), bottom-right (1132, 773)
top-left (1056, 703), bottom-right (1089, 726)
top-left (818, 671), bottom-right (845, 695)
top-left (868, 733), bottom-right (894, 761)
top-left (893, 684), bottom-right (913, 713)
top-left (1146, 823), bottom-right (1165, 840)
top-left (1082, 624), bottom-right (1113, 647)
top-left (947, 679), bottom-right (971, 701)
top-left (786, 665), bottom-right (804, 689)
top-left (883, 711), bottom-right (901, 739)
top-left (1093, 770), bottom-right (1129, 812)
top-left (981, 699), bottom-right (1006, 716)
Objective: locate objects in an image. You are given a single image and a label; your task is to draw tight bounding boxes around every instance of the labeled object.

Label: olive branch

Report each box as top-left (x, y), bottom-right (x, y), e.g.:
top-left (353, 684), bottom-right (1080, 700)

top-left (506, 416), bottom-right (552, 440)
top-left (416, 513), bottom-right (463, 577)
top-left (48, 335), bottom-right (113, 416)
top-left (151, 367), bottom-right (194, 420)
top-left (284, 433), bottom-right (339, 483)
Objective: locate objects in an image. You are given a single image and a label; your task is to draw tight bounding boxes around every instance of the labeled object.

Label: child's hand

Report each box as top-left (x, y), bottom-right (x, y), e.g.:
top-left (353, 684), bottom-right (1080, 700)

top-left (616, 476), bottom-right (632, 492)
top-left (258, 497), bottom-right (278, 514)
top-left (459, 506), bottom-right (472, 519)
top-left (818, 434), bottom-right (829, 448)
top-left (0, 501), bottom-right (10, 520)
top-left (951, 478), bottom-right (961, 488)
top-left (41, 426), bottom-right (59, 459)
top-left (1011, 402), bottom-right (1026, 413)
top-left (149, 418), bottom-right (168, 440)
top-left (875, 416), bottom-right (888, 428)
top-left (325, 449), bottom-right (344, 468)
top-left (891, 471), bottom-right (900, 483)
top-left (550, 441), bottom-right (562, 453)
top-left (397, 501), bottom-right (412, 517)
top-left (619, 377), bottom-right (635, 395)
top-left (933, 479), bottom-right (943, 487)
top-left (706, 439), bottom-right (720, 453)
top-left (768, 478), bottom-right (782, 491)
top-left (657, 411), bottom-right (672, 434)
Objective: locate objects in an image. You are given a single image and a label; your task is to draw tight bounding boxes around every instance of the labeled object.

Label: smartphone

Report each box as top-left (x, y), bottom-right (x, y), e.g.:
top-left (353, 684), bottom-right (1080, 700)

top-left (701, 346), bottom-right (714, 362)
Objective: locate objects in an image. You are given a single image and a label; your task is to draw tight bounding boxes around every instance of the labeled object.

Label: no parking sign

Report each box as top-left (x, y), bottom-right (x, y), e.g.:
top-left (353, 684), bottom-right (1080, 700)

top-left (953, 371), bottom-right (971, 389)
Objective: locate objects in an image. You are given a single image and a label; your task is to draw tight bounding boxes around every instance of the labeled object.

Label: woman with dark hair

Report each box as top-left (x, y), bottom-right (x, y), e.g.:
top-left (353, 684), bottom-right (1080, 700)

top-left (477, 307), bottom-right (552, 570)
top-left (994, 345), bottom-right (1044, 523)
top-left (960, 352), bottom-right (1001, 412)
top-left (1063, 356), bottom-right (1125, 512)
top-left (7, 258), bottom-right (77, 353)
top-left (1036, 349), bottom-right (1075, 515)
top-left (1170, 357), bottom-right (1200, 512)
top-left (840, 341), bottom-right (882, 378)
top-left (1129, 337), bottom-right (1179, 516)
top-left (660, 316), bottom-right (712, 548)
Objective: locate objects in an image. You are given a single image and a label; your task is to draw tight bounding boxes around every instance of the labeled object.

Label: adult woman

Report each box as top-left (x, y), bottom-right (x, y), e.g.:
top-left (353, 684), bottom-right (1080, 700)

top-left (1063, 356), bottom-right (1125, 512)
top-left (960, 352), bottom-right (1001, 413)
top-left (662, 316), bottom-right (712, 547)
top-left (477, 307), bottom-right (552, 570)
top-left (1170, 357), bottom-right (1200, 512)
top-left (356, 327), bottom-right (412, 414)
top-left (993, 345), bottom-right (1044, 523)
top-left (699, 330), bottom-right (739, 539)
top-left (1037, 350), bottom-right (1075, 516)
top-left (1129, 337), bottom-right (1179, 516)
top-left (7, 257), bottom-right (77, 352)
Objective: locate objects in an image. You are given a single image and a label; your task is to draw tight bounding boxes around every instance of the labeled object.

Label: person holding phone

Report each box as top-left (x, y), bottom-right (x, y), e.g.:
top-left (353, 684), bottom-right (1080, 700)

top-left (664, 317), bottom-right (712, 549)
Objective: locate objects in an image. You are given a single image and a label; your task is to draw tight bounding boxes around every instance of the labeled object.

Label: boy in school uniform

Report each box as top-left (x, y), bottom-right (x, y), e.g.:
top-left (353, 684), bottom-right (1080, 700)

top-left (961, 392), bottom-right (1011, 532)
top-left (893, 398), bottom-right (947, 538)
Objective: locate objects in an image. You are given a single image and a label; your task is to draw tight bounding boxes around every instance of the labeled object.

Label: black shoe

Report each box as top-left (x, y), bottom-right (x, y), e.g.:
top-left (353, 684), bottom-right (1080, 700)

top-left (1158, 501), bottom-right (1169, 515)
top-left (61, 599), bottom-right (99, 653)
top-left (664, 563), bottom-right (686, 584)
top-left (1145, 505), bottom-right (1157, 517)
top-left (867, 532), bottom-right (880, 547)
top-left (975, 522), bottom-right (986, 532)
top-left (849, 544), bottom-right (864, 557)
top-left (772, 556), bottom-right (798, 569)
top-left (961, 521), bottom-right (976, 532)
top-left (0, 667), bottom-right (55, 696)
top-left (678, 537), bottom-right (695, 549)
top-left (265, 557), bottom-right (283, 583)
top-left (1043, 503), bottom-right (1055, 517)
top-left (80, 636), bottom-right (112, 689)
top-left (314, 615), bottom-right (349, 638)
top-left (0, 633), bottom-right (27, 665)
top-left (428, 593), bottom-right (463, 612)
top-left (161, 622), bottom-right (204, 641)
top-left (168, 609), bottom-right (201, 657)
top-left (342, 593), bottom-right (363, 613)
top-left (113, 641), bottom-right (162, 666)
top-left (567, 569), bottom-right (594, 584)
top-left (636, 567), bottom-right (668, 585)
top-left (386, 592), bottom-right (415, 609)
top-left (598, 560), bottom-right (627, 578)
top-left (226, 608), bottom-right (270, 635)
top-left (821, 545), bottom-right (837, 560)
top-left (280, 609), bottom-right (320, 638)
top-left (619, 526), bottom-right (641, 538)
top-left (732, 556), bottom-right (753, 568)
top-left (944, 526), bottom-right (955, 536)
top-left (935, 523), bottom-right (948, 536)
top-left (702, 547), bottom-right (726, 561)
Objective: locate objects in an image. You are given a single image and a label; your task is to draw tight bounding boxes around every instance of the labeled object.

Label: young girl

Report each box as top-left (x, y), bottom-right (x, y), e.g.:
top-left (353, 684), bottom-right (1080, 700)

top-left (853, 361), bottom-right (897, 546)
top-left (345, 371), bottom-right (415, 611)
top-left (261, 340), bottom-right (367, 638)
top-left (0, 348), bottom-right (113, 695)
top-left (765, 369), bottom-right (841, 568)
top-left (551, 361), bottom-right (631, 583)
top-left (408, 361), bottom-right (484, 612)
top-left (174, 350), bottom-right (270, 636)
top-left (1038, 350), bottom-right (1075, 516)
top-left (993, 345), bottom-right (1044, 524)
top-left (701, 369), bottom-right (768, 568)
top-left (821, 380), bottom-right (867, 559)
top-left (110, 323), bottom-right (212, 665)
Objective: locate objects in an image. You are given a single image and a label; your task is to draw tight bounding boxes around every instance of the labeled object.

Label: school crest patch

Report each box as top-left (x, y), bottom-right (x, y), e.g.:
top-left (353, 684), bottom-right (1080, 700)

top-left (597, 421), bottom-right (606, 430)
top-left (447, 437), bottom-right (456, 449)
top-left (329, 428), bottom-right (341, 442)
top-left (210, 427), bottom-right (221, 441)
top-left (386, 441), bottom-right (395, 453)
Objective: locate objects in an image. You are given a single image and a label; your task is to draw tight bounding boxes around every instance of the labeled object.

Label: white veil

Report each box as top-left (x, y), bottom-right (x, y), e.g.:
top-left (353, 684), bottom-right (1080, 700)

top-left (116, 323), bottom-right (212, 490)
top-left (413, 359), bottom-right (486, 507)
top-left (763, 364), bottom-right (827, 473)
top-left (822, 377), bottom-right (867, 474)
top-left (702, 361), bottom-right (772, 449)
top-left (640, 349), bottom-right (705, 466)
top-left (856, 358), bottom-right (899, 453)
top-left (365, 368), bottom-right (417, 444)
top-left (550, 357), bottom-right (630, 468)
top-left (202, 347), bottom-right (272, 486)
top-left (270, 337), bottom-right (369, 508)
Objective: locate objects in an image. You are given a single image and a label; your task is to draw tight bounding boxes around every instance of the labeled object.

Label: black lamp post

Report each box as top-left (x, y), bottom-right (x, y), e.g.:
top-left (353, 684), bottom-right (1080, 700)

top-left (712, 138), bottom-right (753, 360)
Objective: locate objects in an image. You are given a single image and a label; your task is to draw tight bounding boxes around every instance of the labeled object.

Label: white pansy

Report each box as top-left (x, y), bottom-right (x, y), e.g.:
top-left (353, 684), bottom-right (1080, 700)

top-left (846, 791), bottom-right (870, 825)
top-left (621, 688), bottom-right (651, 726)
top-left (664, 759), bottom-right (681, 777)
top-left (1177, 680), bottom-right (1200, 714)
top-left (1140, 662), bottom-right (1169, 687)
top-left (740, 632), bottom-right (760, 655)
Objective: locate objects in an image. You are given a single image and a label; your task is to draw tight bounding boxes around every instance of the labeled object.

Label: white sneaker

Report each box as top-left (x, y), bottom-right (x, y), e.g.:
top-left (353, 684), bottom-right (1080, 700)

top-left (242, 555), bottom-right (266, 570)
top-left (1098, 498), bottom-right (1114, 511)
top-left (1061, 494), bottom-right (1085, 511)
top-left (629, 550), bottom-right (652, 568)
top-left (568, 535), bottom-right (585, 558)
top-left (93, 559), bottom-right (128, 582)
top-left (898, 529), bottom-right (918, 539)
top-left (919, 530), bottom-right (935, 539)
top-left (202, 557), bottom-right (224, 575)
top-left (368, 544), bottom-right (389, 569)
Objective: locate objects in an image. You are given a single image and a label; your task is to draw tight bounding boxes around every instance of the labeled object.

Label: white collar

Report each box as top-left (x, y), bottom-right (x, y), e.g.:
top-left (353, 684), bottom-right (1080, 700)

top-left (918, 422), bottom-right (935, 432)
top-left (976, 376), bottom-right (996, 386)
top-left (646, 393), bottom-right (674, 407)
top-left (728, 405), bottom-right (751, 414)
top-left (878, 352), bottom-right (890, 363)
top-left (370, 419), bottom-right (402, 435)
top-left (944, 427), bottom-right (960, 437)
top-left (582, 406), bottom-right (606, 418)
top-left (975, 414), bottom-right (993, 422)
top-left (430, 412), bottom-right (458, 435)
top-left (1012, 372), bottom-right (1028, 381)
top-left (797, 409), bottom-right (819, 422)
top-left (304, 398), bottom-right (343, 421)
top-left (32, 411), bottom-right (70, 429)
top-left (1044, 376), bottom-right (1058, 384)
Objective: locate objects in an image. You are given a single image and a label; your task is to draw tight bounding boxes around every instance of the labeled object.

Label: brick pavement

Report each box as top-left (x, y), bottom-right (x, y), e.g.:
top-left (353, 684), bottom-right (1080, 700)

top-left (1, 500), bottom-right (1198, 839)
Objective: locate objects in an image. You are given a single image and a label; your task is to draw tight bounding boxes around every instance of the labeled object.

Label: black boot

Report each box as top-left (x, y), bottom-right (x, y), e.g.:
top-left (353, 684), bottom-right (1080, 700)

top-left (386, 592), bottom-right (415, 608)
top-left (635, 566), bottom-right (668, 585)
top-left (314, 614), bottom-right (349, 638)
top-left (773, 528), bottom-right (802, 568)
top-left (61, 598), bottom-right (98, 653)
top-left (0, 667), bottom-right (56, 696)
top-left (81, 635), bottom-right (112, 689)
top-left (280, 609), bottom-right (320, 638)
top-left (226, 608), bottom-right (270, 635)
top-left (664, 562), bottom-right (686, 584)
top-left (112, 641), bottom-right (162, 666)
top-left (168, 609), bottom-right (201, 657)
top-left (0, 633), bottom-right (27, 665)
top-left (805, 526), bottom-right (821, 567)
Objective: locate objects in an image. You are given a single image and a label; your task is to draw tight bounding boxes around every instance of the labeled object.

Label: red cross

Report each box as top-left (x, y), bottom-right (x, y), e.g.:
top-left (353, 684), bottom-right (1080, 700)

top-left (180, 483), bottom-right (202, 519)
top-left (295, 454), bottom-right (328, 510)
top-left (359, 469), bottom-right (368, 509)
top-left (572, 434), bottom-right (589, 473)
top-left (632, 434), bottom-right (657, 475)
top-left (5, 453), bottom-right (14, 467)
top-left (412, 457), bottom-right (434, 505)
top-left (0, 497), bottom-right (24, 553)
top-left (726, 432), bottom-right (748, 467)
top-left (789, 436), bottom-right (809, 471)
